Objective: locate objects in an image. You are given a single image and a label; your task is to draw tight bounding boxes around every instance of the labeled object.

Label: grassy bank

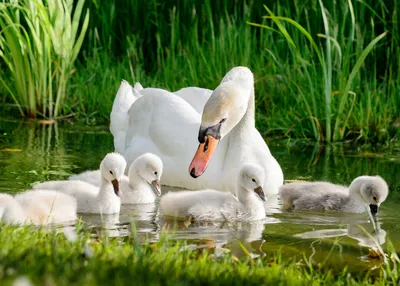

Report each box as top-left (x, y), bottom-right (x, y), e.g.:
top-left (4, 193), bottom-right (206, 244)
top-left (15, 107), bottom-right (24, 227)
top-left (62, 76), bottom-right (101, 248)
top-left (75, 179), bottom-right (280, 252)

top-left (1, 0), bottom-right (399, 143)
top-left (0, 224), bottom-right (398, 285)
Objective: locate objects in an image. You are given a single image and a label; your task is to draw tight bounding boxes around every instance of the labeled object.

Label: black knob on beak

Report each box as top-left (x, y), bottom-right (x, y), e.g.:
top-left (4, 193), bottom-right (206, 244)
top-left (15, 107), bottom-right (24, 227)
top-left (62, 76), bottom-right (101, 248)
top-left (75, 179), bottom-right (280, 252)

top-left (369, 204), bottom-right (378, 216)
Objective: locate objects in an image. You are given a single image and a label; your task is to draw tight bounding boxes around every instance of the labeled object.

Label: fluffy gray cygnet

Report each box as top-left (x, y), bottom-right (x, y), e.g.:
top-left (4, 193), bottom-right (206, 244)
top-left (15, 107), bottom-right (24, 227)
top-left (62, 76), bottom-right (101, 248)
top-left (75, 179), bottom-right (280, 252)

top-left (279, 176), bottom-right (389, 216)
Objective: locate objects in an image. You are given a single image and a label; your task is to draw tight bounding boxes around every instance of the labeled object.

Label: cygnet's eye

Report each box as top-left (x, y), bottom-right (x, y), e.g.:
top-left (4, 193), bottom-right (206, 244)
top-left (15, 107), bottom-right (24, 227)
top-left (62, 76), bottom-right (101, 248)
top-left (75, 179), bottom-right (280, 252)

top-left (109, 170), bottom-right (113, 175)
top-left (373, 196), bottom-right (377, 202)
top-left (219, 118), bottom-right (227, 124)
top-left (252, 178), bottom-right (256, 183)
top-left (154, 171), bottom-right (158, 175)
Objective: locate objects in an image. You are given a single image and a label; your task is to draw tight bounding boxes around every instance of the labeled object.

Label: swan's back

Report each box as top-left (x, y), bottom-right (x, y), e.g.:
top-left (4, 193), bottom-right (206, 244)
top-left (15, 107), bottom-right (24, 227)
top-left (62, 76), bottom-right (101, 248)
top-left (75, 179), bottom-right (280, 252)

top-left (174, 87), bottom-right (212, 114)
top-left (124, 88), bottom-right (201, 168)
top-left (160, 190), bottom-right (235, 219)
top-left (0, 194), bottom-right (15, 217)
top-left (0, 194), bottom-right (24, 223)
top-left (279, 181), bottom-right (348, 210)
top-left (14, 190), bottom-right (77, 224)
top-left (33, 180), bottom-right (99, 198)
top-left (291, 192), bottom-right (350, 212)
top-left (127, 88), bottom-right (200, 139)
top-left (33, 181), bottom-right (99, 213)
top-left (69, 170), bottom-right (101, 187)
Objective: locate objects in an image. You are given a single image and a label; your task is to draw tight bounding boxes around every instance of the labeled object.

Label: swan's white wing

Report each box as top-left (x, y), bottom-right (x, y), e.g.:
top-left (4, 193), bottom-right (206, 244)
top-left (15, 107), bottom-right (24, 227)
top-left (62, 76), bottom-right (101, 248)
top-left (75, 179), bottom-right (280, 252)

top-left (124, 88), bottom-right (200, 172)
top-left (33, 180), bottom-right (99, 197)
top-left (133, 82), bottom-right (143, 91)
top-left (15, 190), bottom-right (77, 223)
top-left (69, 170), bottom-right (101, 187)
top-left (160, 190), bottom-right (231, 218)
top-left (110, 80), bottom-right (143, 154)
top-left (173, 87), bottom-right (212, 114)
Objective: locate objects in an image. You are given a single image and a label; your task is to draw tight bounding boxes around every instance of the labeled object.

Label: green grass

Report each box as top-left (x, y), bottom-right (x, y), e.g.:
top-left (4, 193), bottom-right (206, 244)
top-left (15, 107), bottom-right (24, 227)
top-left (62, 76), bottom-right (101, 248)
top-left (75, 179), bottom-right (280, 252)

top-left (66, 0), bottom-right (400, 142)
top-left (0, 0), bottom-right (89, 118)
top-left (0, 224), bottom-right (399, 285)
top-left (1, 0), bottom-right (399, 143)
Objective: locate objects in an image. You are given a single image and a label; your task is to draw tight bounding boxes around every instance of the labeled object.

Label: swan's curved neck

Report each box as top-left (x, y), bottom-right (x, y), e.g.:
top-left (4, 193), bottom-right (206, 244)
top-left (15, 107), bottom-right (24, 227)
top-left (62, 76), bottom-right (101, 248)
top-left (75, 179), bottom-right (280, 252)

top-left (98, 177), bottom-right (116, 200)
top-left (128, 170), bottom-right (148, 189)
top-left (229, 87), bottom-right (255, 140)
top-left (237, 185), bottom-right (255, 205)
top-left (348, 180), bottom-right (365, 202)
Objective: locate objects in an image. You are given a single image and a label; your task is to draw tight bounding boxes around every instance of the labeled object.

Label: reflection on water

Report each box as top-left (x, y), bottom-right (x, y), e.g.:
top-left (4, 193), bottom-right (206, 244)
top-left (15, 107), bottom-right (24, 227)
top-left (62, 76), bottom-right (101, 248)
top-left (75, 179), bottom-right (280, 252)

top-left (0, 118), bottom-right (400, 272)
top-left (295, 221), bottom-right (386, 248)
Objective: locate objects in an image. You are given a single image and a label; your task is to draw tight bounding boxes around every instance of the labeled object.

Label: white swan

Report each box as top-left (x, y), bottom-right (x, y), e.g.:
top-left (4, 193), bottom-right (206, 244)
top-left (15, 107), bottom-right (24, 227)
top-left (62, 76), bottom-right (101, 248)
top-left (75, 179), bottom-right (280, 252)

top-left (69, 153), bottom-right (163, 204)
top-left (33, 152), bottom-right (126, 214)
top-left (159, 164), bottom-right (266, 222)
top-left (173, 87), bottom-right (212, 114)
top-left (279, 176), bottom-right (389, 215)
top-left (132, 81), bottom-right (212, 115)
top-left (110, 66), bottom-right (283, 195)
top-left (0, 190), bottom-right (77, 225)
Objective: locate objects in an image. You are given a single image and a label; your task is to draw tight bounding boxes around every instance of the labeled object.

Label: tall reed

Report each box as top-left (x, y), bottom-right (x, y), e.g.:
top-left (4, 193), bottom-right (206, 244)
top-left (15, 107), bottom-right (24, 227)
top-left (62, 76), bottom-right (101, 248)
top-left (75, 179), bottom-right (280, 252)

top-left (1, 0), bottom-right (398, 142)
top-left (249, 0), bottom-right (396, 142)
top-left (0, 0), bottom-right (89, 118)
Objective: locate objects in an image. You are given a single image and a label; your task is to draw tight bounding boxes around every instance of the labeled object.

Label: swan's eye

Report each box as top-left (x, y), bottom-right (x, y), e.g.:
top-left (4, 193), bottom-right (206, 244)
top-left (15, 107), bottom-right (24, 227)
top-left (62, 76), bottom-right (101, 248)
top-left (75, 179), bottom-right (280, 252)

top-left (373, 196), bottom-right (377, 201)
top-left (220, 118), bottom-right (227, 124)
top-left (154, 171), bottom-right (158, 175)
top-left (110, 171), bottom-right (113, 175)
top-left (252, 178), bottom-right (256, 183)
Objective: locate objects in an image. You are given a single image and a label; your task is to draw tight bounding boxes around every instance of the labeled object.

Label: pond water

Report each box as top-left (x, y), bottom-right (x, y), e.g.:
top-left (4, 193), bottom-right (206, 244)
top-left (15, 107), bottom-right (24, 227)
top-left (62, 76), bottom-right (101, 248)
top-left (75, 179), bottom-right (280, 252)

top-left (1, 118), bottom-right (399, 273)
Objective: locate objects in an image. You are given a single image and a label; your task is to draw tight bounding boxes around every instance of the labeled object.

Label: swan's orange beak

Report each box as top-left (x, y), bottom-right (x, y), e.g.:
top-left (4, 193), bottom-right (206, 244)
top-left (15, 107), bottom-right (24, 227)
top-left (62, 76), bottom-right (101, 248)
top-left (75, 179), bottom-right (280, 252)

top-left (189, 135), bottom-right (219, 178)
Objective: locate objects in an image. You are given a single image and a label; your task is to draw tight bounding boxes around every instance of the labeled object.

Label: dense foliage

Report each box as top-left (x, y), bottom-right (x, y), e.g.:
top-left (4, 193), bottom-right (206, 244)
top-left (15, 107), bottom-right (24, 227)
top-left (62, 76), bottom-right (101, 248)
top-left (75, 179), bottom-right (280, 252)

top-left (0, 0), bottom-right (399, 142)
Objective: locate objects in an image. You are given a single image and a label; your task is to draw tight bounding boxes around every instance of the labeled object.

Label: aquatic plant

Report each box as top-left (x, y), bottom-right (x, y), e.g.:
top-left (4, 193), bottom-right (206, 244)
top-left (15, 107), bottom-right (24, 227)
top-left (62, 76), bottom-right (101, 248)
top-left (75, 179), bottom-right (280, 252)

top-left (0, 0), bottom-right (89, 118)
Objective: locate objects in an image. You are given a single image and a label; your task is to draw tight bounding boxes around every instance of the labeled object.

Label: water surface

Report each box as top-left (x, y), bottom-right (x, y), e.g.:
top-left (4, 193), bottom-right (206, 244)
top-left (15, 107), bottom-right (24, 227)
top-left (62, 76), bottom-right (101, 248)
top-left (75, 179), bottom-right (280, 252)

top-left (1, 118), bottom-right (399, 273)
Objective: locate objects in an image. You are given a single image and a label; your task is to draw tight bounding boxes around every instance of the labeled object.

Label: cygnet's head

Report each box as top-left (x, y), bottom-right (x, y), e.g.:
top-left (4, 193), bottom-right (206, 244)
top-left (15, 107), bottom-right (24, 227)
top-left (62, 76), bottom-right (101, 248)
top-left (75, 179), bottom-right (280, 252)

top-left (100, 152), bottom-right (127, 197)
top-left (239, 163), bottom-right (266, 201)
top-left (349, 176), bottom-right (389, 216)
top-left (189, 67), bottom-right (254, 178)
top-left (129, 153), bottom-right (163, 196)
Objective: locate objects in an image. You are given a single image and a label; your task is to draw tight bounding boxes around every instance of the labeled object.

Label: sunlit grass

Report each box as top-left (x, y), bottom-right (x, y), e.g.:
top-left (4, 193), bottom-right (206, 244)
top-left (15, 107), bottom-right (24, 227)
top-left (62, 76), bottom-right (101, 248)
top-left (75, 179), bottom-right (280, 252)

top-left (0, 224), bottom-right (399, 285)
top-left (68, 0), bottom-right (399, 143)
top-left (0, 0), bottom-right (89, 118)
top-left (1, 0), bottom-right (399, 143)
top-left (250, 2), bottom-right (396, 142)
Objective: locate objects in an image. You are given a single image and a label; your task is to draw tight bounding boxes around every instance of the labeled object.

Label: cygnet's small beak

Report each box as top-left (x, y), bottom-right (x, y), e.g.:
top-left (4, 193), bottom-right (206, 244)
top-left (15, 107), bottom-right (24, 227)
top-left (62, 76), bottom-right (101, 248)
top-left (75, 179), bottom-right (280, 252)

top-left (151, 179), bottom-right (162, 196)
top-left (189, 135), bottom-right (219, 178)
top-left (254, 186), bottom-right (266, 201)
top-left (369, 204), bottom-right (378, 216)
top-left (111, 179), bottom-right (121, 197)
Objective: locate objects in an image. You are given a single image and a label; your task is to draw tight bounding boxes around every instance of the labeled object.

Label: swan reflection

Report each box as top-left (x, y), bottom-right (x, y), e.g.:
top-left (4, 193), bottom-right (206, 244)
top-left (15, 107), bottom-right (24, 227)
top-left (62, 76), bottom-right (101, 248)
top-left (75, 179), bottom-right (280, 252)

top-left (294, 221), bottom-right (386, 248)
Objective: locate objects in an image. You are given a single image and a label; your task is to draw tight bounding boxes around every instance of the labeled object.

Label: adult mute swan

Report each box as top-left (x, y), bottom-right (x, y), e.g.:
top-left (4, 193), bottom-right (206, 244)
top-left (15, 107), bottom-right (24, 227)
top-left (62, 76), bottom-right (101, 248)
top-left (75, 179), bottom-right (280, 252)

top-left (279, 176), bottom-right (389, 216)
top-left (69, 153), bottom-right (163, 204)
top-left (159, 164), bottom-right (266, 222)
top-left (0, 190), bottom-right (77, 225)
top-left (33, 153), bottom-right (126, 214)
top-left (111, 66), bottom-right (283, 195)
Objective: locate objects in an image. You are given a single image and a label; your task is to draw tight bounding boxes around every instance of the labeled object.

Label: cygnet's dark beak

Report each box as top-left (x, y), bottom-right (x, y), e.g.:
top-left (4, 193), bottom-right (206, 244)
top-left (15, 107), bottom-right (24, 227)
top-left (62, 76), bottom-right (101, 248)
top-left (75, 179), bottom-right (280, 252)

top-left (254, 186), bottom-right (265, 202)
top-left (369, 204), bottom-right (378, 216)
top-left (111, 179), bottom-right (121, 197)
top-left (151, 179), bottom-right (162, 196)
